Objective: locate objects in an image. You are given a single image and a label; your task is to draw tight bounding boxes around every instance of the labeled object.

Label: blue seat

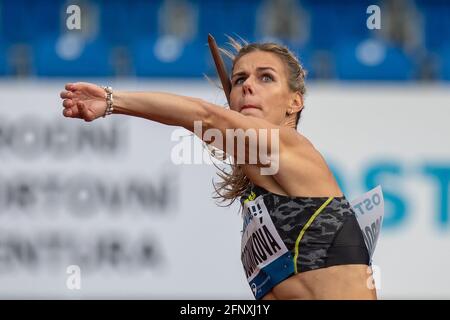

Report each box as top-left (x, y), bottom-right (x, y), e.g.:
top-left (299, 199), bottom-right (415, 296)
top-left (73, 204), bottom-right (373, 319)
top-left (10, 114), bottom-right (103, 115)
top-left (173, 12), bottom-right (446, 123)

top-left (32, 0), bottom-right (63, 37)
top-left (33, 34), bottom-right (114, 77)
top-left (335, 39), bottom-right (414, 80)
top-left (198, 0), bottom-right (255, 43)
top-left (1, 0), bottom-right (36, 43)
top-left (297, 48), bottom-right (324, 80)
top-left (131, 35), bottom-right (208, 77)
top-left (304, 1), bottom-right (341, 50)
top-left (438, 45), bottom-right (450, 81)
top-left (198, 1), bottom-right (226, 40)
top-left (222, 0), bottom-right (258, 42)
top-left (415, 0), bottom-right (450, 50)
top-left (99, 0), bottom-right (160, 46)
top-left (333, 2), bottom-right (374, 41)
top-left (1, 0), bottom-right (63, 43)
top-left (0, 38), bottom-right (11, 75)
top-left (99, 0), bottom-right (134, 45)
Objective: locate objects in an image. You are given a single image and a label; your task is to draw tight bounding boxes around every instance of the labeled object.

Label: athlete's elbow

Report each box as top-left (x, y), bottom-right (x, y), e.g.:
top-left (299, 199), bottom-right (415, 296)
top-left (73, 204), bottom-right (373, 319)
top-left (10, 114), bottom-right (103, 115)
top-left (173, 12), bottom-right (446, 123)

top-left (199, 101), bottom-right (225, 132)
top-left (190, 100), bottom-right (232, 146)
top-left (178, 98), bottom-right (209, 132)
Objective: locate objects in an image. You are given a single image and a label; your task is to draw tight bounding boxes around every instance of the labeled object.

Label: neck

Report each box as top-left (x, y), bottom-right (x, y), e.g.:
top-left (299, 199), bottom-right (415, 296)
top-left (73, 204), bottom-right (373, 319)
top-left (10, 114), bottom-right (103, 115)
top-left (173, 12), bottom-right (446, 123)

top-left (282, 114), bottom-right (297, 129)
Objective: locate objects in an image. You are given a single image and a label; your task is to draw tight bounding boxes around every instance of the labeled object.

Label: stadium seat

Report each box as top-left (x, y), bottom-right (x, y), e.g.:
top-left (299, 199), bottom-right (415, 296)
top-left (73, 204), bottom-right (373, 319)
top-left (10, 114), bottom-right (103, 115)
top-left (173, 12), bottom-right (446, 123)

top-left (0, 38), bottom-right (11, 75)
top-left (416, 0), bottom-right (450, 50)
top-left (1, 0), bottom-right (62, 43)
top-left (33, 33), bottom-right (114, 77)
top-left (99, 0), bottom-right (160, 46)
top-left (335, 39), bottom-right (414, 80)
top-left (131, 35), bottom-right (209, 77)
top-left (437, 45), bottom-right (450, 81)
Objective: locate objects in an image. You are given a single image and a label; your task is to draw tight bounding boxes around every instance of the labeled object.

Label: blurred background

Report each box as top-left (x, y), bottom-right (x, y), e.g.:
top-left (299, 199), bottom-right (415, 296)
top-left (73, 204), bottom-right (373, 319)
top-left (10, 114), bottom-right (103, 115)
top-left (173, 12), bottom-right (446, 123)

top-left (0, 0), bottom-right (449, 299)
top-left (1, 0), bottom-right (449, 80)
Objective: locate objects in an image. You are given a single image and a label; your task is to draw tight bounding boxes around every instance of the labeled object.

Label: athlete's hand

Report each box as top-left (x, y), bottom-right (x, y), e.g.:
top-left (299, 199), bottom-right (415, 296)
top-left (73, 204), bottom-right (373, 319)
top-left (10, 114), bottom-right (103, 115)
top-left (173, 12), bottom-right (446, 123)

top-left (60, 82), bottom-right (107, 122)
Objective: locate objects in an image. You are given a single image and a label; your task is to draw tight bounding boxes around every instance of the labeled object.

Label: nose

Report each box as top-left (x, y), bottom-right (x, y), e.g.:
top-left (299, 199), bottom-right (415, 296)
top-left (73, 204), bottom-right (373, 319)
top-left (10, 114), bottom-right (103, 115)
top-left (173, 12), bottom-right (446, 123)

top-left (242, 77), bottom-right (254, 96)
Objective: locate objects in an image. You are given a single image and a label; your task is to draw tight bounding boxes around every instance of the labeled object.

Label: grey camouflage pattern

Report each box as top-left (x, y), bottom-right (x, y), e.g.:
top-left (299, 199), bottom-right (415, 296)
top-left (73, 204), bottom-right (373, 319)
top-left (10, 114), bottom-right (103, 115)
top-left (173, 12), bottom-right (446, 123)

top-left (240, 183), bottom-right (356, 273)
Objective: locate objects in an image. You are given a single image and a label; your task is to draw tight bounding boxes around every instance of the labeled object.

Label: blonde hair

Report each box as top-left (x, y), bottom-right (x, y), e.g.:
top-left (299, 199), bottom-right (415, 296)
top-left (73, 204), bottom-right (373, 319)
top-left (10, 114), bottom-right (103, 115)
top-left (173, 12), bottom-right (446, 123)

top-left (209, 37), bottom-right (307, 209)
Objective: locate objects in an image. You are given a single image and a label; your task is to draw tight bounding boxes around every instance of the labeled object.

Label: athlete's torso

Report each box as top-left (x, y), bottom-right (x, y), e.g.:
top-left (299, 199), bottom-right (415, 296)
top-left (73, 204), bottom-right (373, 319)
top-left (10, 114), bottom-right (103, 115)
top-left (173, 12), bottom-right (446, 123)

top-left (239, 182), bottom-right (359, 299)
top-left (238, 134), bottom-right (367, 299)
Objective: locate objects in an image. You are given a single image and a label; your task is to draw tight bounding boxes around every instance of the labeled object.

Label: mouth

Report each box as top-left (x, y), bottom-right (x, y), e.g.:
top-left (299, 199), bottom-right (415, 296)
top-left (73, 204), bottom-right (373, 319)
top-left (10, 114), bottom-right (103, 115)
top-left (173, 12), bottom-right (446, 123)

top-left (240, 104), bottom-right (260, 111)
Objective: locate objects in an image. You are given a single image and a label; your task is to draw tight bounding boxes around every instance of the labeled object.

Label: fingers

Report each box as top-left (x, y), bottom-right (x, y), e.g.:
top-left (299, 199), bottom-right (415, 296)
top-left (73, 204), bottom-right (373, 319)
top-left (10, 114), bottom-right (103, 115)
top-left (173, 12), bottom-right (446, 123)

top-left (60, 90), bottom-right (72, 99)
top-left (65, 83), bottom-right (75, 91)
top-left (64, 82), bottom-right (84, 92)
top-left (78, 102), bottom-right (86, 119)
top-left (61, 83), bottom-right (97, 122)
top-left (62, 100), bottom-right (80, 118)
top-left (65, 82), bottom-right (94, 92)
top-left (63, 104), bottom-right (80, 118)
top-left (78, 102), bottom-right (94, 122)
top-left (63, 108), bottom-right (73, 117)
top-left (62, 99), bottom-right (73, 108)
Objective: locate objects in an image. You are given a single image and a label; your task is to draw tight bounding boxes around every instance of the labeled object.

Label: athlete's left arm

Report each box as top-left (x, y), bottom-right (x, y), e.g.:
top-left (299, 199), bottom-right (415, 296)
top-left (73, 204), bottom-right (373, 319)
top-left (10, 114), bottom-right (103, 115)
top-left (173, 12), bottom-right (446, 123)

top-left (111, 90), bottom-right (302, 166)
top-left (60, 83), bottom-right (302, 167)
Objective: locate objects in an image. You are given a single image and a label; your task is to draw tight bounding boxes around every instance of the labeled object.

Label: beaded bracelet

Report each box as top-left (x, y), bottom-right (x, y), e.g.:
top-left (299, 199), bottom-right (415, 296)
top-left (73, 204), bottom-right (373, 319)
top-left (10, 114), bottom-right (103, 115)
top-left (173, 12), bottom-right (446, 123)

top-left (102, 86), bottom-right (114, 118)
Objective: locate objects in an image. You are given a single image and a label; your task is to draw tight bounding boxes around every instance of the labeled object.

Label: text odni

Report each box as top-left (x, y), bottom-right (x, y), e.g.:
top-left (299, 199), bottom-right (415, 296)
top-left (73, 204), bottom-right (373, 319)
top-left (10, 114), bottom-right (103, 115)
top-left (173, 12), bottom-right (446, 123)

top-left (224, 304), bottom-right (270, 316)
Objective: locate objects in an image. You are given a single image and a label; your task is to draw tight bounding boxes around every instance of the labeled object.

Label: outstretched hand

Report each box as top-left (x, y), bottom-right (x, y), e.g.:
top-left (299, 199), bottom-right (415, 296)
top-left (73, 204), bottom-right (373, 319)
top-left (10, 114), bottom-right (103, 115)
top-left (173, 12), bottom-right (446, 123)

top-left (60, 82), bottom-right (107, 122)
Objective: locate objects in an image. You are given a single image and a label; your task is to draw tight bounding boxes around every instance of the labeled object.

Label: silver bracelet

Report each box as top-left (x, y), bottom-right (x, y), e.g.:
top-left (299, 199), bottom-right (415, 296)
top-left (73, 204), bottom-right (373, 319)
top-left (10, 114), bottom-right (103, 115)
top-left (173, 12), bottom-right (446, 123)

top-left (102, 86), bottom-right (114, 118)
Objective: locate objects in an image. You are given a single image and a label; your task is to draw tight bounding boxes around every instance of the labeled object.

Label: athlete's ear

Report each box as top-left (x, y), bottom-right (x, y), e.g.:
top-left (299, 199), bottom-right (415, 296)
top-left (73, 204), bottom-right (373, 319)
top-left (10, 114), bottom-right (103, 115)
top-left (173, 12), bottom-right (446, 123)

top-left (290, 91), bottom-right (303, 113)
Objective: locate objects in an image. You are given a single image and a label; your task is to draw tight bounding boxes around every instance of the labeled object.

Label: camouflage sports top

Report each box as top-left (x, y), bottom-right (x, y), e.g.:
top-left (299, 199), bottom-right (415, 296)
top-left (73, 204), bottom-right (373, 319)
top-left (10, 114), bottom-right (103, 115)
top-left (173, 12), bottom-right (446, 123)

top-left (239, 182), bottom-right (361, 299)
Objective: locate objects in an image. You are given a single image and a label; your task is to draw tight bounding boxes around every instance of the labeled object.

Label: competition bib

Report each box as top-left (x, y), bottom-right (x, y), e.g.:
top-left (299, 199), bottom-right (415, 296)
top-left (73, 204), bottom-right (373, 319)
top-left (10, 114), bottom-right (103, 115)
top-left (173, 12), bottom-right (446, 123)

top-left (240, 186), bottom-right (384, 298)
top-left (240, 193), bottom-right (292, 298)
top-left (349, 185), bottom-right (384, 259)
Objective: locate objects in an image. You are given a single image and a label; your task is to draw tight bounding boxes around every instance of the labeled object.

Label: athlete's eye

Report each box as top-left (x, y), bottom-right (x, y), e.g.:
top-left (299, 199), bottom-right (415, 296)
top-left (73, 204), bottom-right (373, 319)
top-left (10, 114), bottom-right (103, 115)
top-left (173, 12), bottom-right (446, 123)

top-left (261, 74), bottom-right (274, 82)
top-left (234, 77), bottom-right (245, 85)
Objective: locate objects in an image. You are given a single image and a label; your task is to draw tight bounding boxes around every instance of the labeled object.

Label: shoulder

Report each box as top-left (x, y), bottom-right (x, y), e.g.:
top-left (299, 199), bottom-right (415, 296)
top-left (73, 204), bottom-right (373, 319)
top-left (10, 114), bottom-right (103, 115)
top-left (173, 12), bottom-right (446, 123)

top-left (278, 128), bottom-right (314, 154)
top-left (279, 131), bottom-right (328, 172)
top-left (276, 133), bottom-right (342, 195)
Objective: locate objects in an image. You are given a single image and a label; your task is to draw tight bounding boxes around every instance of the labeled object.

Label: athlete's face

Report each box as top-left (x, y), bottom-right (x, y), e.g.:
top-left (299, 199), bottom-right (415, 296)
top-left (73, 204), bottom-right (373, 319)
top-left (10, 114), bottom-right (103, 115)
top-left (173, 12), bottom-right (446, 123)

top-left (230, 51), bottom-right (302, 126)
